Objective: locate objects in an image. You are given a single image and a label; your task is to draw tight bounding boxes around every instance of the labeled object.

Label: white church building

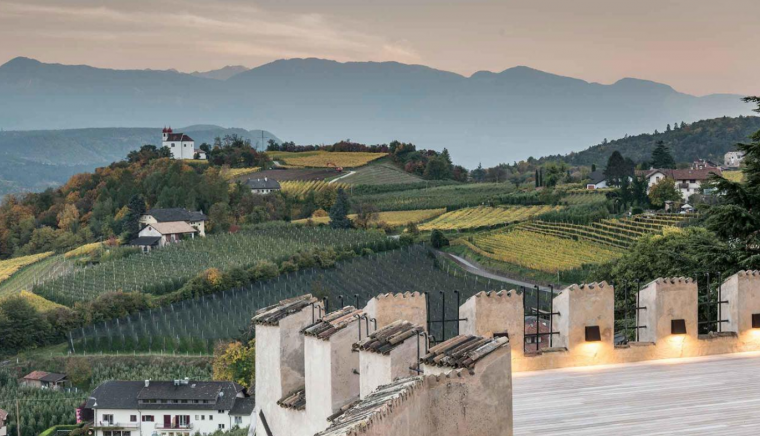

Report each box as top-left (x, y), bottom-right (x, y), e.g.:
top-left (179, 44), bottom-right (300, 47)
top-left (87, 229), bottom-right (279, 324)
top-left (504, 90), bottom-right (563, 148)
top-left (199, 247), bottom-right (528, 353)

top-left (162, 127), bottom-right (206, 160)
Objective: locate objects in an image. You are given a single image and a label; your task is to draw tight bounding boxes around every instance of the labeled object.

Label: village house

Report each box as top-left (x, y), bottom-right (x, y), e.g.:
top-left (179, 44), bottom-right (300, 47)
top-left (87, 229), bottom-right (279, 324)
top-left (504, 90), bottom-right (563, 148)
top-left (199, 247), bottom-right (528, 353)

top-left (725, 151), bottom-right (745, 168)
top-left (139, 208), bottom-right (207, 237)
top-left (132, 222), bottom-right (198, 252)
top-left (19, 371), bottom-right (68, 390)
top-left (0, 409), bottom-right (7, 436)
top-left (644, 166), bottom-right (722, 200)
top-left (161, 127), bottom-right (206, 160)
top-left (84, 379), bottom-right (254, 436)
top-left (585, 170), bottom-right (608, 189)
top-left (245, 177), bottom-right (281, 195)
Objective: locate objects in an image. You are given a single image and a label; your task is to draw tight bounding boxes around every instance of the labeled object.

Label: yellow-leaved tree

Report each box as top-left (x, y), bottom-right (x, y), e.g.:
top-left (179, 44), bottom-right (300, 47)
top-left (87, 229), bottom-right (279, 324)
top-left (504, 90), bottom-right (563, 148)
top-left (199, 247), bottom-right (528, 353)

top-left (213, 340), bottom-right (256, 389)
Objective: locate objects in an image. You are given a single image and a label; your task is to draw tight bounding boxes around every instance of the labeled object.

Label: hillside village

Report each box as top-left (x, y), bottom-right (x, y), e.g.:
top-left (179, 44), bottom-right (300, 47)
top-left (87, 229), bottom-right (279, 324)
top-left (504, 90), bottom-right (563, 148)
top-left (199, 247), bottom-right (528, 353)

top-left (0, 98), bottom-right (758, 436)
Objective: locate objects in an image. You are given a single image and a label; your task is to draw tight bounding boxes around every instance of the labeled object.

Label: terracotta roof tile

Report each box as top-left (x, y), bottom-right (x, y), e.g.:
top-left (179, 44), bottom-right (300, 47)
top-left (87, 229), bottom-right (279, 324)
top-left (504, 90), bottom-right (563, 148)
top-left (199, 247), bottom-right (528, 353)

top-left (353, 320), bottom-right (423, 355)
top-left (420, 335), bottom-right (508, 369)
top-left (253, 294), bottom-right (317, 326)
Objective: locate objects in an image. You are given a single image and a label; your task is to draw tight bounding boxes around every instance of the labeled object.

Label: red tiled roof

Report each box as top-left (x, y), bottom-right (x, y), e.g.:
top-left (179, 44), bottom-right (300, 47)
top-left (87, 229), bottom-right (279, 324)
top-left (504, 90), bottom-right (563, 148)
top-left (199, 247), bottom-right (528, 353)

top-left (23, 370), bottom-right (50, 380)
top-left (646, 167), bottom-right (721, 181)
top-left (166, 133), bottom-right (194, 142)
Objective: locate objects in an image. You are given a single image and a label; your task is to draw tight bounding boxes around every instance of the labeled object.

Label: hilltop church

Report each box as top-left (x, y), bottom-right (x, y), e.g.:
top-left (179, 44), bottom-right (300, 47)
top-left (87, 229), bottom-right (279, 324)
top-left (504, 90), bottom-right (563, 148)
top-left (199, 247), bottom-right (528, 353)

top-left (162, 127), bottom-right (206, 160)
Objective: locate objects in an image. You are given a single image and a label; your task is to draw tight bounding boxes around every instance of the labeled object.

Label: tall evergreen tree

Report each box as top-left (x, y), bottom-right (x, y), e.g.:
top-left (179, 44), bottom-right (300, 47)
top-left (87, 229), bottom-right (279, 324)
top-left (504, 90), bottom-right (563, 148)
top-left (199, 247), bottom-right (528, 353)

top-left (329, 188), bottom-right (352, 229)
top-left (124, 194), bottom-right (146, 241)
top-left (651, 141), bottom-right (676, 168)
top-left (604, 151), bottom-right (634, 186)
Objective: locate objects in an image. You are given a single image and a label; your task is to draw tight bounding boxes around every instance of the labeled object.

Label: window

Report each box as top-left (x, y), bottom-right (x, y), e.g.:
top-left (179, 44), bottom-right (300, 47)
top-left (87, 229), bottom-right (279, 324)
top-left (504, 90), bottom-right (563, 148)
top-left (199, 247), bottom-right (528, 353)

top-left (172, 143), bottom-right (176, 147)
top-left (218, 424), bottom-right (225, 430)
top-left (690, 179), bottom-right (696, 183)
top-left (201, 416), bottom-right (205, 421)
top-left (195, 415), bottom-right (200, 420)
top-left (103, 414), bottom-right (114, 424)
top-left (142, 415), bottom-right (155, 422)
top-left (209, 415), bottom-right (213, 421)
top-left (130, 415), bottom-right (137, 422)
top-left (234, 416), bottom-right (242, 425)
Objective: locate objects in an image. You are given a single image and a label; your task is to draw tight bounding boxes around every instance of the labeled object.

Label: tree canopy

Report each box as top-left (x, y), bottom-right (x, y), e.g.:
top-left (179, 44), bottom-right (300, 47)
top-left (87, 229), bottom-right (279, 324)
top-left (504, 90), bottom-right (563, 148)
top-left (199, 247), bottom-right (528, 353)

top-left (650, 141), bottom-right (676, 169)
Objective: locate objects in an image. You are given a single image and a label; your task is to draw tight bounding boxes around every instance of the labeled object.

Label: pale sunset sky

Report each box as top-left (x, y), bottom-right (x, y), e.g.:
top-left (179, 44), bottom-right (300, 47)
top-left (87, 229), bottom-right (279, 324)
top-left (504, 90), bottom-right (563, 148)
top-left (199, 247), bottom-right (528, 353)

top-left (0, 0), bottom-right (757, 95)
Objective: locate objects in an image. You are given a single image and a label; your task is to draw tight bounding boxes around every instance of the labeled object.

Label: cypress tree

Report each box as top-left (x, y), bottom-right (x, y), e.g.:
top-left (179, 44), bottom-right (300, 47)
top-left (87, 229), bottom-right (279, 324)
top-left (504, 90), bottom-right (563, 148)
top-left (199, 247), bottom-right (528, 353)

top-left (329, 188), bottom-right (352, 229)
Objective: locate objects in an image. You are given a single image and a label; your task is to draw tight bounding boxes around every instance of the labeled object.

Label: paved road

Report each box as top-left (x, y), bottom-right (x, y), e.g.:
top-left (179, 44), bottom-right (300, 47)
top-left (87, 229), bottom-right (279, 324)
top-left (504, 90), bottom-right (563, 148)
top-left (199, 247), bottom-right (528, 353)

top-left (441, 252), bottom-right (551, 292)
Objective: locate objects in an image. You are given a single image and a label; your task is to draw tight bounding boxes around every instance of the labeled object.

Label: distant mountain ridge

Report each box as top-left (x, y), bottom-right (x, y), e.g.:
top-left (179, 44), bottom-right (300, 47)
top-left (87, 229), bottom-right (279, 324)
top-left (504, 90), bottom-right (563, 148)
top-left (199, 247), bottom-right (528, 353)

top-left (0, 125), bottom-right (279, 196)
top-left (190, 65), bottom-right (250, 80)
top-left (0, 56), bottom-right (753, 168)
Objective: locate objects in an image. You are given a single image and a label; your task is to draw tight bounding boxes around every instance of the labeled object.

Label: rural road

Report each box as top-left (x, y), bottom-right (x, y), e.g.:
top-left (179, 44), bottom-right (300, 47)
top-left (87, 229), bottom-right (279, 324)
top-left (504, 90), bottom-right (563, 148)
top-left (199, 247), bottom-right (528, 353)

top-left (441, 252), bottom-right (552, 292)
top-left (329, 170), bottom-right (357, 183)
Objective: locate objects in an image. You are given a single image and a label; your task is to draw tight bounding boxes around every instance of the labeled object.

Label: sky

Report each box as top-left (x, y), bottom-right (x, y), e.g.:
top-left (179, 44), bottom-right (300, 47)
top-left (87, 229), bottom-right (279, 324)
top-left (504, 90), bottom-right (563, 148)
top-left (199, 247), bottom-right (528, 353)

top-left (0, 0), bottom-right (757, 96)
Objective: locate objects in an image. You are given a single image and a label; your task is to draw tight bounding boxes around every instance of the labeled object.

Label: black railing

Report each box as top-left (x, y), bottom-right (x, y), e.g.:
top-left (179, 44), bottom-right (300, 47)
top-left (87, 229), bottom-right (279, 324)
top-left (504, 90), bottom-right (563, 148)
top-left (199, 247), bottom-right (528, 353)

top-left (523, 285), bottom-right (560, 352)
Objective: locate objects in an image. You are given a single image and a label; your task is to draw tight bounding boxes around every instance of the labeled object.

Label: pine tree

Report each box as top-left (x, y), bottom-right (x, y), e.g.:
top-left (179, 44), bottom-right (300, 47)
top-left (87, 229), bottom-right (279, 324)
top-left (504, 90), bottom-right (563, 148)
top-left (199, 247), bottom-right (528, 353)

top-left (651, 141), bottom-right (676, 169)
top-left (329, 188), bottom-right (352, 229)
top-left (124, 194), bottom-right (146, 241)
top-left (603, 151), bottom-right (633, 186)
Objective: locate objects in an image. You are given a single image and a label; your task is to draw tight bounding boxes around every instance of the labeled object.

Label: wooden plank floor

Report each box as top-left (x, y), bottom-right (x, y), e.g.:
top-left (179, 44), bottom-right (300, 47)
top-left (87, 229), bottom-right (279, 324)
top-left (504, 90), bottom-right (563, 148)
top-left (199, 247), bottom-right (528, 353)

top-left (513, 352), bottom-right (760, 435)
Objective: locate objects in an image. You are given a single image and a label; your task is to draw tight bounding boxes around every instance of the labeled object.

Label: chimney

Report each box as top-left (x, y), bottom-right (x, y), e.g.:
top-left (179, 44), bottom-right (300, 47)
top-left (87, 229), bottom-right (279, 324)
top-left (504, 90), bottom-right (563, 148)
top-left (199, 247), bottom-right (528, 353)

top-left (145, 380), bottom-right (150, 387)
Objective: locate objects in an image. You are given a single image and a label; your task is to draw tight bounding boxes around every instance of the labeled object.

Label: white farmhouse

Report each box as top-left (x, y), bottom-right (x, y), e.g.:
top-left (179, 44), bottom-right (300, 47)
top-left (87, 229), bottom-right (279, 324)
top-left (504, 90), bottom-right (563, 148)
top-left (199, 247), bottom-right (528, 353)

top-left (585, 170), bottom-right (608, 189)
top-left (644, 166), bottom-right (721, 200)
top-left (140, 208), bottom-right (207, 237)
top-left (245, 177), bottom-right (281, 195)
top-left (162, 127), bottom-right (206, 160)
top-left (85, 379), bottom-right (254, 436)
top-left (725, 151), bottom-right (745, 168)
top-left (133, 222), bottom-right (198, 251)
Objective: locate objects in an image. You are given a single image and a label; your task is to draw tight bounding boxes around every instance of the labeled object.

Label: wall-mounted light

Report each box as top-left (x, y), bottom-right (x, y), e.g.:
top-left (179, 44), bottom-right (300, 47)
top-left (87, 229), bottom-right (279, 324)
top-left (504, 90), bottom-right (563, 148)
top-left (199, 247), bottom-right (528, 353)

top-left (671, 319), bottom-right (687, 335)
top-left (585, 326), bottom-right (601, 342)
top-left (752, 314), bottom-right (760, 329)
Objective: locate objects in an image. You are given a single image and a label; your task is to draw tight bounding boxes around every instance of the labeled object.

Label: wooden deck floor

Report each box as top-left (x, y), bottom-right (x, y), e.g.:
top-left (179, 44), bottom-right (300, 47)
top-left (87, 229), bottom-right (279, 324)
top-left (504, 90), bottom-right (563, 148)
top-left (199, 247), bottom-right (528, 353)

top-left (513, 352), bottom-right (760, 435)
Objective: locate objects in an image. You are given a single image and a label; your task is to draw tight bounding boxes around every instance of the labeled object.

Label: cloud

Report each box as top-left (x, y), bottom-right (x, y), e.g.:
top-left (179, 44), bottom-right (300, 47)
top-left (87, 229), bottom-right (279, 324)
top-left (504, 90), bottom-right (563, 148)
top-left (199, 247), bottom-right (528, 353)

top-left (0, 0), bottom-right (422, 69)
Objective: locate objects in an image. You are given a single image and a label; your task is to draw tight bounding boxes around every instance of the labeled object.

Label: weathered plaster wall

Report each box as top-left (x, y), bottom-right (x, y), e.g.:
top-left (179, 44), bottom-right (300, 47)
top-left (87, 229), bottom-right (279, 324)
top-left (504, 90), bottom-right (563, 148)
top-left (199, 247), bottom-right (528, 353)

top-left (552, 282), bottom-right (615, 362)
top-left (364, 292), bottom-right (427, 331)
top-left (724, 271), bottom-right (760, 336)
top-left (373, 344), bottom-right (514, 436)
top-left (639, 278), bottom-right (697, 343)
top-left (329, 325), bottom-right (361, 413)
top-left (460, 290), bottom-right (524, 355)
top-left (359, 336), bottom-right (418, 398)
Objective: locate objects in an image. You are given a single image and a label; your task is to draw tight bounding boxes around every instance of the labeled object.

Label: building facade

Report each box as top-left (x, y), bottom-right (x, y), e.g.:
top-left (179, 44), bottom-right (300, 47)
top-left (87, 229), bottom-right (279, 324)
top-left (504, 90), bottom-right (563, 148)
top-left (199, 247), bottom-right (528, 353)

top-left (162, 128), bottom-right (205, 160)
top-left (86, 380), bottom-right (253, 436)
top-left (725, 151), bottom-right (745, 168)
top-left (245, 177), bottom-right (281, 195)
top-left (645, 166), bottom-right (721, 200)
top-left (139, 208), bottom-right (207, 237)
top-left (19, 371), bottom-right (68, 390)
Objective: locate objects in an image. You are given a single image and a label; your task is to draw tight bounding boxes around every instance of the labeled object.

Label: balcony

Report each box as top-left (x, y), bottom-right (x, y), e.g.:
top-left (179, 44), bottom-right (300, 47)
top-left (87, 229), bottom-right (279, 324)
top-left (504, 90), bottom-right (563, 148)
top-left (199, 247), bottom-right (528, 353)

top-left (155, 423), bottom-right (194, 430)
top-left (93, 422), bottom-right (140, 430)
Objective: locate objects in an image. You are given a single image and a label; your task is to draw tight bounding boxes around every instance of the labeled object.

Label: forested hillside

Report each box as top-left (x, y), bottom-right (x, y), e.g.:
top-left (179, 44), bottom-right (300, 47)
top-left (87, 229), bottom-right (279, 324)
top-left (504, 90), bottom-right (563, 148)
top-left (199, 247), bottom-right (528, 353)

top-left (0, 126), bottom-right (279, 196)
top-left (553, 116), bottom-right (760, 167)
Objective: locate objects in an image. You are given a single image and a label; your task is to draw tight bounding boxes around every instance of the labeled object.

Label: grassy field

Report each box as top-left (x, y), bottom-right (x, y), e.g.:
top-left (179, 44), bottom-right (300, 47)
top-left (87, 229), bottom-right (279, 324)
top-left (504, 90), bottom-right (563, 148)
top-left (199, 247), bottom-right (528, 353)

top-left (419, 205), bottom-right (561, 231)
top-left (294, 208), bottom-right (447, 227)
top-left (723, 170), bottom-right (743, 183)
top-left (351, 182), bottom-right (517, 211)
top-left (268, 151), bottom-right (387, 168)
top-left (221, 166), bottom-right (261, 180)
top-left (0, 252), bottom-right (54, 284)
top-left (339, 160), bottom-right (424, 185)
top-left (64, 242), bottom-right (103, 259)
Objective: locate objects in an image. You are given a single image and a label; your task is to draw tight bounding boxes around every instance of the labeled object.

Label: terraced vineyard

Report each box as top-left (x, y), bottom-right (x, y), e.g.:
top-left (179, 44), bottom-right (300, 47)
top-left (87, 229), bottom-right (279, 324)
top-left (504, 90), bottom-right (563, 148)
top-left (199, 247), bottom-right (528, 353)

top-left (69, 245), bottom-right (498, 353)
top-left (561, 190), bottom-right (609, 205)
top-left (351, 183), bottom-right (517, 211)
top-left (457, 230), bottom-right (623, 273)
top-left (0, 252), bottom-right (54, 284)
top-left (522, 213), bottom-right (694, 249)
top-left (295, 209), bottom-right (446, 227)
top-left (280, 180), bottom-right (348, 198)
top-left (34, 225), bottom-right (388, 306)
top-left (0, 254), bottom-right (78, 298)
top-left (268, 151), bottom-right (387, 168)
top-left (419, 205), bottom-right (561, 231)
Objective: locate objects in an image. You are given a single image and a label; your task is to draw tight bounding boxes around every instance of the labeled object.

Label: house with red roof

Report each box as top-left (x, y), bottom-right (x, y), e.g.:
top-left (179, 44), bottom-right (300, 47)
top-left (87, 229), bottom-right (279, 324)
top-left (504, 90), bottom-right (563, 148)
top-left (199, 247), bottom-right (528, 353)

top-left (161, 127), bottom-right (206, 160)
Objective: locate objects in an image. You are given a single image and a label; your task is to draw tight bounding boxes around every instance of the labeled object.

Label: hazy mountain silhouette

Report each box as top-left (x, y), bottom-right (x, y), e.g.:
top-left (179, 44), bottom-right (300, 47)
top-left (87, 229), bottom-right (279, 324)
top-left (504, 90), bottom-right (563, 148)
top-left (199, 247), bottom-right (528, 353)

top-left (0, 56), bottom-right (752, 167)
top-left (190, 65), bottom-right (249, 80)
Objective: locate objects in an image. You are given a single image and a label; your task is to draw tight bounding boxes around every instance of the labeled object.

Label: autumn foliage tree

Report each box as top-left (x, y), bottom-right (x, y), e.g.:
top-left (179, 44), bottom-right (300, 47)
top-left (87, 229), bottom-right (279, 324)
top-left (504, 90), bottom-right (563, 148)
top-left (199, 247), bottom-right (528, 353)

top-left (213, 340), bottom-right (256, 389)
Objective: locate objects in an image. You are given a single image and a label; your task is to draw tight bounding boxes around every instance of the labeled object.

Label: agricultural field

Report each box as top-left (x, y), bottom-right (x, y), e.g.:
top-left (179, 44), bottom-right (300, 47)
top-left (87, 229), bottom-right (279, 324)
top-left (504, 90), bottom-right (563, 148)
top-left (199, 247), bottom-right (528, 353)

top-left (723, 170), bottom-right (743, 183)
top-left (419, 205), bottom-right (561, 231)
top-left (0, 254), bottom-right (77, 298)
top-left (522, 213), bottom-right (694, 249)
top-left (268, 151), bottom-right (387, 168)
top-left (458, 229), bottom-right (624, 273)
top-left (0, 252), bottom-right (54, 284)
top-left (70, 245), bottom-right (498, 353)
top-left (221, 166), bottom-right (261, 180)
top-left (0, 290), bottom-right (65, 312)
top-left (294, 208), bottom-right (447, 227)
top-left (227, 168), bottom-right (338, 184)
top-left (34, 225), bottom-right (388, 306)
top-left (280, 180), bottom-right (348, 198)
top-left (560, 190), bottom-right (609, 206)
top-left (0, 367), bottom-right (84, 436)
top-left (339, 160), bottom-right (424, 186)
top-left (351, 182), bottom-right (517, 211)
top-left (64, 242), bottom-right (103, 259)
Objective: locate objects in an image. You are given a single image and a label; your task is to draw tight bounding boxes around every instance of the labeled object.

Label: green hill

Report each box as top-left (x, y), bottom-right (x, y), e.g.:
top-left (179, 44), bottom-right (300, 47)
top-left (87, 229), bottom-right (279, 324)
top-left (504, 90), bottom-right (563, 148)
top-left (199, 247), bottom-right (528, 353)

top-left (552, 116), bottom-right (760, 167)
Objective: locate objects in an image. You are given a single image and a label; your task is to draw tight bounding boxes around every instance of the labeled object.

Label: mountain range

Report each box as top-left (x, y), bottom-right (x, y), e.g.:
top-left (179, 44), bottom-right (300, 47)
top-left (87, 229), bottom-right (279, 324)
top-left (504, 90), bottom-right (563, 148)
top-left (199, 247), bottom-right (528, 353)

top-left (0, 56), bottom-right (754, 169)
